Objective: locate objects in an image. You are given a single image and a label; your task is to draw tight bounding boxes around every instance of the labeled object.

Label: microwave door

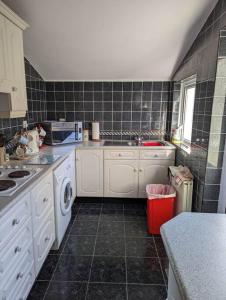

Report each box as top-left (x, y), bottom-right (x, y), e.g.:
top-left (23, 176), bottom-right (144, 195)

top-left (52, 131), bottom-right (75, 144)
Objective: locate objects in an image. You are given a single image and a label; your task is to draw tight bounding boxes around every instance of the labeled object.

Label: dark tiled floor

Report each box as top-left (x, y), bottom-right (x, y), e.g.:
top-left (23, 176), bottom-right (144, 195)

top-left (28, 198), bottom-right (168, 300)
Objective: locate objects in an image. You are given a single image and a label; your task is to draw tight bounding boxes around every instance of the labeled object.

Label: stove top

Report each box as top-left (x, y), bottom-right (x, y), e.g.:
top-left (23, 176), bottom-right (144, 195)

top-left (0, 165), bottom-right (42, 196)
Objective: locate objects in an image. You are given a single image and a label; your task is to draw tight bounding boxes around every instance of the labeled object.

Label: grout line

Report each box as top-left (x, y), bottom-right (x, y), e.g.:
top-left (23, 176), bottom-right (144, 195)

top-left (84, 202), bottom-right (103, 300)
top-left (153, 237), bottom-right (168, 292)
top-left (123, 203), bottom-right (129, 300)
top-left (42, 206), bottom-right (79, 300)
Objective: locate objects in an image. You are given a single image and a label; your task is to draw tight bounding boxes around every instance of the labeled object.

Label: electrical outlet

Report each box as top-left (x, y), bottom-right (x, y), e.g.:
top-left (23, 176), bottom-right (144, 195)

top-left (23, 120), bottom-right (28, 129)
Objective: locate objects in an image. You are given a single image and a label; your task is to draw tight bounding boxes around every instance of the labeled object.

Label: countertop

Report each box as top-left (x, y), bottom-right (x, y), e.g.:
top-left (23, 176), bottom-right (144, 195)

top-left (0, 140), bottom-right (175, 216)
top-left (161, 212), bottom-right (226, 300)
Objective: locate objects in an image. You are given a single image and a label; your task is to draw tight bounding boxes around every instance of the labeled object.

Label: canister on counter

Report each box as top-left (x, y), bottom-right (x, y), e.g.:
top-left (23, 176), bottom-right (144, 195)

top-left (92, 122), bottom-right (100, 141)
top-left (83, 129), bottom-right (89, 142)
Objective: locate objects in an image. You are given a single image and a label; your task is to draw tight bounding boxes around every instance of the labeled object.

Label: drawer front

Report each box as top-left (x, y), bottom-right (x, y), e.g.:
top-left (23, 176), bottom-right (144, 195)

top-left (33, 210), bottom-right (55, 275)
top-left (0, 218), bottom-right (32, 276)
top-left (0, 193), bottom-right (31, 251)
top-left (0, 243), bottom-right (34, 300)
top-left (104, 150), bottom-right (139, 160)
top-left (11, 263), bottom-right (35, 300)
top-left (140, 150), bottom-right (175, 160)
top-left (31, 173), bottom-right (54, 234)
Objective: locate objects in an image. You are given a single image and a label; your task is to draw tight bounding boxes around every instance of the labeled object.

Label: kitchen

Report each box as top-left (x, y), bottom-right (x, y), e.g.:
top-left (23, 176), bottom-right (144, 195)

top-left (0, 0), bottom-right (226, 299)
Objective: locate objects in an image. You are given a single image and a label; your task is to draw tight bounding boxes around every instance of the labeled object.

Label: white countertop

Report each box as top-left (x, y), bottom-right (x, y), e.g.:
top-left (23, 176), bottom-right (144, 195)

top-left (161, 212), bottom-right (226, 300)
top-left (0, 140), bottom-right (175, 216)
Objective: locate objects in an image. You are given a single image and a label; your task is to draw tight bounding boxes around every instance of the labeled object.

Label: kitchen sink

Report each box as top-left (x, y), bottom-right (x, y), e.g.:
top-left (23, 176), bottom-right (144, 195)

top-left (103, 140), bottom-right (165, 147)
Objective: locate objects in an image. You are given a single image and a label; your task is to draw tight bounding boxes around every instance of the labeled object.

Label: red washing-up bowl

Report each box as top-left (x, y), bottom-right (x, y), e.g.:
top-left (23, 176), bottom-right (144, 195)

top-left (142, 141), bottom-right (164, 146)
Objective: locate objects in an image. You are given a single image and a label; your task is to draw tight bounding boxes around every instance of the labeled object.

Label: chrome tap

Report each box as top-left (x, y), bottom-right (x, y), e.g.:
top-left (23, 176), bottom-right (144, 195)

top-left (135, 135), bottom-right (143, 145)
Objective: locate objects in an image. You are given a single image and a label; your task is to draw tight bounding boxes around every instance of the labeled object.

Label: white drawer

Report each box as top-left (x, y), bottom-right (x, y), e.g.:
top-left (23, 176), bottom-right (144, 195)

top-left (33, 209), bottom-right (55, 275)
top-left (140, 150), bottom-right (175, 160)
top-left (11, 263), bottom-right (35, 300)
top-left (31, 173), bottom-right (54, 234)
top-left (0, 243), bottom-right (34, 300)
top-left (104, 150), bottom-right (139, 160)
top-left (0, 218), bottom-right (32, 276)
top-left (0, 193), bottom-right (31, 251)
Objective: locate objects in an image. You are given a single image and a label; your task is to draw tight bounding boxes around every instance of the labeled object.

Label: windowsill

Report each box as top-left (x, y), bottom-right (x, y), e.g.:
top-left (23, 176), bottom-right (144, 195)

top-left (172, 141), bottom-right (191, 154)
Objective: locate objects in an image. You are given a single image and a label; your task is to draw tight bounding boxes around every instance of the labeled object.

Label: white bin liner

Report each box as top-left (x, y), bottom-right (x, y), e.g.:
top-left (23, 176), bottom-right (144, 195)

top-left (146, 184), bottom-right (176, 200)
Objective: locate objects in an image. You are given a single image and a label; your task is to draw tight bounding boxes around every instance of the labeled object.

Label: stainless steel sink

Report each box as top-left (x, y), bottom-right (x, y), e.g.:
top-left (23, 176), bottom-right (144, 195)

top-left (103, 141), bottom-right (131, 146)
top-left (103, 140), bottom-right (165, 147)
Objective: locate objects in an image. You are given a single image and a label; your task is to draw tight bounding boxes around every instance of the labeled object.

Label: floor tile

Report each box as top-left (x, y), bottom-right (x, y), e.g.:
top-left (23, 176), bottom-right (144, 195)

top-left (76, 197), bottom-right (103, 203)
top-left (79, 202), bottom-right (102, 209)
top-left (95, 236), bottom-right (125, 256)
top-left (160, 257), bottom-right (169, 283)
top-left (44, 281), bottom-right (87, 300)
top-left (27, 281), bottom-right (49, 300)
top-left (124, 201), bottom-right (146, 210)
top-left (86, 283), bottom-right (127, 300)
top-left (70, 220), bottom-right (99, 235)
top-left (154, 237), bottom-right (167, 257)
top-left (76, 208), bottom-right (101, 221)
top-left (127, 284), bottom-right (167, 300)
top-left (125, 221), bottom-right (149, 237)
top-left (71, 202), bottom-right (80, 216)
top-left (63, 235), bottom-right (95, 256)
top-left (126, 237), bottom-right (157, 257)
top-left (53, 255), bottom-right (92, 281)
top-left (37, 255), bottom-right (59, 281)
top-left (102, 202), bottom-right (124, 210)
top-left (98, 221), bottom-right (125, 237)
top-left (101, 209), bottom-right (124, 221)
top-left (90, 256), bottom-right (126, 283)
top-left (126, 257), bottom-right (164, 284)
top-left (124, 209), bottom-right (146, 221)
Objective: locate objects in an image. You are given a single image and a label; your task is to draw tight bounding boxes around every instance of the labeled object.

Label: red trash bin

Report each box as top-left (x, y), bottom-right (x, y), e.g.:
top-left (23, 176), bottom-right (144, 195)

top-left (146, 184), bottom-right (176, 234)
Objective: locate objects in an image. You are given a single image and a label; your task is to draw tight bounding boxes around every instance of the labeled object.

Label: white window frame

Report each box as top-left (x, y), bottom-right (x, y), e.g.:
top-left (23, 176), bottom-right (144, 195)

top-left (178, 75), bottom-right (197, 147)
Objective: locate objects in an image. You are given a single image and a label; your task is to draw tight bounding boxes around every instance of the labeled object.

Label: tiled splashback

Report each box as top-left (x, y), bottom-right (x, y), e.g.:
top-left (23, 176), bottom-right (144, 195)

top-left (171, 0), bottom-right (226, 213)
top-left (0, 58), bottom-right (47, 140)
top-left (45, 81), bottom-right (171, 140)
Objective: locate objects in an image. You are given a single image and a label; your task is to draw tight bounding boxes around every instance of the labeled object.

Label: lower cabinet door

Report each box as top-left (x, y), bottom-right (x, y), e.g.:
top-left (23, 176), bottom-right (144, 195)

top-left (33, 210), bottom-right (55, 275)
top-left (104, 160), bottom-right (139, 198)
top-left (138, 160), bottom-right (174, 198)
top-left (76, 150), bottom-right (103, 197)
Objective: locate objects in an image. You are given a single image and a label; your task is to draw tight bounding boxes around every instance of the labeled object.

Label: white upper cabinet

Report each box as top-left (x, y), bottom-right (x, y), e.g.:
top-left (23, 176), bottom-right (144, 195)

top-left (0, 1), bottom-right (29, 118)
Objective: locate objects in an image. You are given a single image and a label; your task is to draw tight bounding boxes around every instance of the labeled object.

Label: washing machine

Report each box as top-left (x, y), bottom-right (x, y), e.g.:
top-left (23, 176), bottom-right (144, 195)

top-left (52, 151), bottom-right (76, 249)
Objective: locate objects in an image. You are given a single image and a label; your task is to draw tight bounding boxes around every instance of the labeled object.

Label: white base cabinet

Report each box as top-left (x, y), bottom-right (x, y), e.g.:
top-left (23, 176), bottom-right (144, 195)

top-left (76, 149), bottom-right (103, 197)
top-left (104, 160), bottom-right (139, 198)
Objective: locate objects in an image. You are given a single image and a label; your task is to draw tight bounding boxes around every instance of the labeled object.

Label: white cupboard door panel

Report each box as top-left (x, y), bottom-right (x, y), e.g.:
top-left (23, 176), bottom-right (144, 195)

top-left (5, 17), bottom-right (27, 113)
top-left (138, 160), bottom-right (173, 198)
top-left (0, 14), bottom-right (10, 93)
top-left (104, 160), bottom-right (139, 198)
top-left (31, 173), bottom-right (54, 234)
top-left (33, 210), bottom-right (55, 275)
top-left (76, 150), bottom-right (103, 197)
top-left (0, 192), bottom-right (31, 251)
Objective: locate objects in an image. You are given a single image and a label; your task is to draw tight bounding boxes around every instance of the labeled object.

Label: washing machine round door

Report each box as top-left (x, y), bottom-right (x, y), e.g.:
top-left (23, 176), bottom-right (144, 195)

top-left (60, 177), bottom-right (73, 216)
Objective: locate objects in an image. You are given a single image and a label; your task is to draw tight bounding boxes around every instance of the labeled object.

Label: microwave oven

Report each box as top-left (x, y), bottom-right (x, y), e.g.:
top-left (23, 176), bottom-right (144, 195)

top-left (42, 121), bottom-right (83, 145)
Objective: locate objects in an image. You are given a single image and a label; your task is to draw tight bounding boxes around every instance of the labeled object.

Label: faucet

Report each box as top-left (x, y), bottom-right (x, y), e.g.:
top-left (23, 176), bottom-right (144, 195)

top-left (135, 135), bottom-right (143, 145)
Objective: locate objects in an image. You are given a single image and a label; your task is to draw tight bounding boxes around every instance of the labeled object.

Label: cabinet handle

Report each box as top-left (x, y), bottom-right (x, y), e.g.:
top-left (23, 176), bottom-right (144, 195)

top-left (154, 154), bottom-right (158, 157)
top-left (14, 246), bottom-right (22, 253)
top-left (133, 169), bottom-right (137, 172)
top-left (16, 272), bottom-right (24, 280)
top-left (139, 169), bottom-right (143, 172)
top-left (118, 153), bottom-right (122, 157)
top-left (43, 197), bottom-right (48, 203)
top-left (12, 86), bottom-right (17, 92)
top-left (45, 237), bottom-right (50, 242)
top-left (12, 219), bottom-right (20, 226)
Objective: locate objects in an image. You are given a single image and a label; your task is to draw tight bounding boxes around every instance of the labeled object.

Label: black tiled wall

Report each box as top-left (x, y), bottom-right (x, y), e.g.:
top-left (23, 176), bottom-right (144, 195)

top-left (171, 0), bottom-right (226, 212)
top-left (0, 58), bottom-right (47, 140)
top-left (45, 81), bottom-right (171, 140)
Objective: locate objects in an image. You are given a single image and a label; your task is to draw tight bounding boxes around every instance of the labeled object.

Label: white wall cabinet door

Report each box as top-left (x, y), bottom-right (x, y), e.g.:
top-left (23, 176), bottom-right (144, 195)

top-left (138, 160), bottom-right (173, 198)
top-left (104, 160), bottom-right (139, 198)
top-left (0, 14), bottom-right (10, 93)
top-left (76, 150), bottom-right (103, 197)
top-left (5, 17), bottom-right (27, 116)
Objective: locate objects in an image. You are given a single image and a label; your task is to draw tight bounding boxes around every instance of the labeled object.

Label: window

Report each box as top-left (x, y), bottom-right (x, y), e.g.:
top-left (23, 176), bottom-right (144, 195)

top-left (178, 75), bottom-right (196, 146)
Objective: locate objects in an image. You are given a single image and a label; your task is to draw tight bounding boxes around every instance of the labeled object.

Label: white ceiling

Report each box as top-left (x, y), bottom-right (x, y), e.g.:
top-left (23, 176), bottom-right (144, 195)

top-left (3, 0), bottom-right (217, 81)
